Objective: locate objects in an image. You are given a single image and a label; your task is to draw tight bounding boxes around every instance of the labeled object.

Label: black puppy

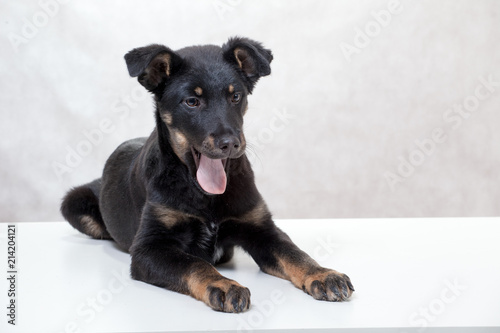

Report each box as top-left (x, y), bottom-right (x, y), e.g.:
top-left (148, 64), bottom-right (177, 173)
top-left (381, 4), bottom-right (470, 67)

top-left (61, 37), bottom-right (354, 313)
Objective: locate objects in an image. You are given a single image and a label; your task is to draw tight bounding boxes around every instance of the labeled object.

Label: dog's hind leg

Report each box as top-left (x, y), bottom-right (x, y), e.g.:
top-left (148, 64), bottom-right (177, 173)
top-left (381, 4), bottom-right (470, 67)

top-left (60, 178), bottom-right (112, 240)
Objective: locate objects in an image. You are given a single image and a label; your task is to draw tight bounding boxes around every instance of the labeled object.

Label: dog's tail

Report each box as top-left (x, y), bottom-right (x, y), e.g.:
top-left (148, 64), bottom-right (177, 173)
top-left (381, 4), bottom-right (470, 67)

top-left (60, 178), bottom-right (113, 240)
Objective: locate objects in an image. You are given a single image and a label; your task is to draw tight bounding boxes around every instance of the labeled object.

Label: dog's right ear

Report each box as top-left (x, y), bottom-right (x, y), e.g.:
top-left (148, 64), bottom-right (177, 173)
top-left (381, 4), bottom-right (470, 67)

top-left (124, 44), bottom-right (183, 92)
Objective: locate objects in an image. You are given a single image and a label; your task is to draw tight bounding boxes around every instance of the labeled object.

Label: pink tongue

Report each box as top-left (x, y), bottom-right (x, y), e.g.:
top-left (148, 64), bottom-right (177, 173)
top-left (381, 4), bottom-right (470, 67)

top-left (196, 154), bottom-right (227, 194)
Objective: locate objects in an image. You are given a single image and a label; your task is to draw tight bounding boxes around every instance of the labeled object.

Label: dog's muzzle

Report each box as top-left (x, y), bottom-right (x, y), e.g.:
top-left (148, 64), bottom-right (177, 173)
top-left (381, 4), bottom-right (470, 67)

top-left (191, 134), bottom-right (244, 195)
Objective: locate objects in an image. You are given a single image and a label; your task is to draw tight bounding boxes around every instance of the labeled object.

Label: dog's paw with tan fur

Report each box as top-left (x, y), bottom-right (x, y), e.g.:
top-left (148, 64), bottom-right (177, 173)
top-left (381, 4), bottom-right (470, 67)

top-left (302, 269), bottom-right (354, 302)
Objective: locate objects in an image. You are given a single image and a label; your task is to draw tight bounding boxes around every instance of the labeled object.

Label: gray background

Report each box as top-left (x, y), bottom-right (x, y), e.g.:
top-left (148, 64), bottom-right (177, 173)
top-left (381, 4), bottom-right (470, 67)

top-left (1, 0), bottom-right (499, 222)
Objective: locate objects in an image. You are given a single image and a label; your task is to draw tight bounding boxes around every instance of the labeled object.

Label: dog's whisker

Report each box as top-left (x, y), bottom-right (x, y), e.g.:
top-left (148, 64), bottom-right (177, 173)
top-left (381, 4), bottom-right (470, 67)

top-left (244, 142), bottom-right (264, 168)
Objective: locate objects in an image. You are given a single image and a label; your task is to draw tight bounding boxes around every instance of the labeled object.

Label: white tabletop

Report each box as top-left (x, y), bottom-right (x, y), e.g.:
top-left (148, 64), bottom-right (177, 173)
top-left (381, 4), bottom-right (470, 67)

top-left (1, 218), bottom-right (499, 333)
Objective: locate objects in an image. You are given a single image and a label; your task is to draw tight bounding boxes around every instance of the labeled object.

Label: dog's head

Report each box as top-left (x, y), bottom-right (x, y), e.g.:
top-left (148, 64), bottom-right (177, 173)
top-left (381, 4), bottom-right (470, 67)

top-left (124, 37), bottom-right (273, 195)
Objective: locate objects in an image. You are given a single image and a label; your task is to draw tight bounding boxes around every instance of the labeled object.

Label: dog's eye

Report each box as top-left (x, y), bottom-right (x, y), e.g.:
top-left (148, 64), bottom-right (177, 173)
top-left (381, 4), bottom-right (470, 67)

top-left (185, 98), bottom-right (200, 108)
top-left (231, 93), bottom-right (242, 104)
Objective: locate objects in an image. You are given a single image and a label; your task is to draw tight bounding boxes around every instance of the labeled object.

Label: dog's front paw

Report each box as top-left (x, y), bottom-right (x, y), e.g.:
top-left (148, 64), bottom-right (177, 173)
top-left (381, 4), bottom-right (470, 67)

top-left (303, 269), bottom-right (354, 302)
top-left (206, 280), bottom-right (251, 313)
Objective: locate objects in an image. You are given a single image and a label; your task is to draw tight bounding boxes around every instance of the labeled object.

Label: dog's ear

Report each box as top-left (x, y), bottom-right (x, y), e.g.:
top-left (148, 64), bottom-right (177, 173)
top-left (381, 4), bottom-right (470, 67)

top-left (124, 44), bottom-right (183, 92)
top-left (222, 37), bottom-right (273, 93)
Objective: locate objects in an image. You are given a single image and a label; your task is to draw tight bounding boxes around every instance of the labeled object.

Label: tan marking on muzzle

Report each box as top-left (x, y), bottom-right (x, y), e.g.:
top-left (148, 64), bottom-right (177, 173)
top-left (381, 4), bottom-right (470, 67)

top-left (201, 135), bottom-right (216, 151)
top-left (169, 129), bottom-right (190, 163)
top-left (161, 112), bottom-right (173, 126)
top-left (239, 132), bottom-right (246, 151)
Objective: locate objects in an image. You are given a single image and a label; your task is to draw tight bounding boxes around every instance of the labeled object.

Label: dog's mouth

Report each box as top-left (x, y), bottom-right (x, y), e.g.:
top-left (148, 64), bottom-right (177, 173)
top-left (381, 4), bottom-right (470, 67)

top-left (191, 147), bottom-right (228, 195)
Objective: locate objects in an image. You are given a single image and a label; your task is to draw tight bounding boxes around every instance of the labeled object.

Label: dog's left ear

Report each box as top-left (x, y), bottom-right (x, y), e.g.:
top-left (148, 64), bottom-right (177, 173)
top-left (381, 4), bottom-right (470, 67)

top-left (222, 37), bottom-right (273, 93)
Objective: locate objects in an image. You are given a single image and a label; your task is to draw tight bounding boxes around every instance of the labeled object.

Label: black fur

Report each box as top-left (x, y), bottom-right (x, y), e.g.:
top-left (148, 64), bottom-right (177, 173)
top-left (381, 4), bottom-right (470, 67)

top-left (61, 37), bottom-right (354, 313)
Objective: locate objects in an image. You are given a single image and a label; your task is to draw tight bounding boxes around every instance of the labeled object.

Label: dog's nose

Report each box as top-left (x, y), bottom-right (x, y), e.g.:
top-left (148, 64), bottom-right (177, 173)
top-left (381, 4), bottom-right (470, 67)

top-left (217, 135), bottom-right (240, 154)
